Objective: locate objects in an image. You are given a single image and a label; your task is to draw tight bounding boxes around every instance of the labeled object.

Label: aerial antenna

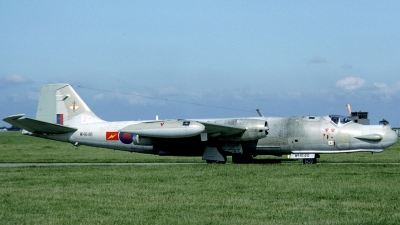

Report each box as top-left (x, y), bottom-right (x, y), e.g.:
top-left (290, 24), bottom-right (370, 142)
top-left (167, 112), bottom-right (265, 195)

top-left (256, 109), bottom-right (264, 117)
top-left (346, 104), bottom-right (352, 115)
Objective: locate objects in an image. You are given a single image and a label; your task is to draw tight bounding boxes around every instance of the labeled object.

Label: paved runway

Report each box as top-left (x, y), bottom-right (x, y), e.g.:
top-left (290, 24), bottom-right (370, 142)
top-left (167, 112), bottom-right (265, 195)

top-left (0, 163), bottom-right (204, 167)
top-left (1, 162), bottom-right (400, 167)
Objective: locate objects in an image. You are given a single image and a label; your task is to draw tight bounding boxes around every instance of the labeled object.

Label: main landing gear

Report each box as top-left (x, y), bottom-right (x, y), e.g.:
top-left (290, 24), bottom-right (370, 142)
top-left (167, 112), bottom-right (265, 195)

top-left (302, 154), bottom-right (319, 164)
top-left (302, 158), bottom-right (317, 164)
top-left (206, 155), bottom-right (227, 164)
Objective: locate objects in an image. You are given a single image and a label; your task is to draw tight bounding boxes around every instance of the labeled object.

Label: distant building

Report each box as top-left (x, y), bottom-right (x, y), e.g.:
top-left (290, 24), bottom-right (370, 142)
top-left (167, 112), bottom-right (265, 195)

top-left (350, 111), bottom-right (370, 125)
top-left (0, 126), bottom-right (22, 132)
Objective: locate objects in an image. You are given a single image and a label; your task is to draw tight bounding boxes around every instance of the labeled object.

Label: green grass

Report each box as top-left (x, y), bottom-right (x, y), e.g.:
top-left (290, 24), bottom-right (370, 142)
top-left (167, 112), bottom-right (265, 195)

top-left (0, 132), bottom-right (203, 163)
top-left (1, 132), bottom-right (400, 224)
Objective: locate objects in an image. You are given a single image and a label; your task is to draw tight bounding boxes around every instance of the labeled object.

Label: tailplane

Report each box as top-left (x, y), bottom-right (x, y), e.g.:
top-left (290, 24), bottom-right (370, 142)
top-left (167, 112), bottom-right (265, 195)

top-left (36, 84), bottom-right (104, 126)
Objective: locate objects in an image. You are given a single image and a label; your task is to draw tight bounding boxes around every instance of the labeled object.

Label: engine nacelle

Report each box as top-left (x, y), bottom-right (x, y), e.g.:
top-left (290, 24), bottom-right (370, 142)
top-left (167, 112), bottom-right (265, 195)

top-left (134, 135), bottom-right (153, 145)
top-left (239, 119), bottom-right (268, 141)
top-left (217, 119), bottom-right (268, 141)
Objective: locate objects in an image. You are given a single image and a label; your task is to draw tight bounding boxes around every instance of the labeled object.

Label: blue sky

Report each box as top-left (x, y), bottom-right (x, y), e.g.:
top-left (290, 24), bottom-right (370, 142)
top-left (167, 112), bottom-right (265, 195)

top-left (1, 1), bottom-right (400, 127)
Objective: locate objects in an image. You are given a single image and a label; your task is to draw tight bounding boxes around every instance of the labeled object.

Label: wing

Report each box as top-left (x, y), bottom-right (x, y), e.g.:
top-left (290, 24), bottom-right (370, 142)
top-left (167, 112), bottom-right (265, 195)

top-left (3, 114), bottom-right (77, 134)
top-left (119, 120), bottom-right (248, 139)
top-left (198, 121), bottom-right (246, 138)
top-left (198, 119), bottom-right (268, 142)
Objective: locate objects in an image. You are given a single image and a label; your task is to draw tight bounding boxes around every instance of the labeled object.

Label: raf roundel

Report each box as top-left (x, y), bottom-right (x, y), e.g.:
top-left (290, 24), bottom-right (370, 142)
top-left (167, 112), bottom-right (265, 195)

top-left (119, 132), bottom-right (133, 144)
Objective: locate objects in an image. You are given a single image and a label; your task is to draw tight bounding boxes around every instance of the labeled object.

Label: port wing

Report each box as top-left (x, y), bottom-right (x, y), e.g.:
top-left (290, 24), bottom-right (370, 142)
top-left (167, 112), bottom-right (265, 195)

top-left (3, 114), bottom-right (77, 134)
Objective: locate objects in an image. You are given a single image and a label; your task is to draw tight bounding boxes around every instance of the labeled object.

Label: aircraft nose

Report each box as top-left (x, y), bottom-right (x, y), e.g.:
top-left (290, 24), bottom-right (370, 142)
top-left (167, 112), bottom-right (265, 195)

top-left (381, 127), bottom-right (398, 149)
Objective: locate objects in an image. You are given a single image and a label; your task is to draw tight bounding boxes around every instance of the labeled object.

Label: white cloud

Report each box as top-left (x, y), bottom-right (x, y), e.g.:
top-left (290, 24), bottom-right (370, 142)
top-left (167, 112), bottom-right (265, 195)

top-left (309, 57), bottom-right (328, 64)
top-left (394, 82), bottom-right (400, 90)
top-left (7, 93), bottom-right (25, 102)
top-left (335, 77), bottom-right (365, 90)
top-left (6, 74), bottom-right (28, 83)
top-left (0, 75), bottom-right (30, 88)
top-left (27, 91), bottom-right (39, 101)
top-left (93, 93), bottom-right (104, 100)
top-left (374, 83), bottom-right (387, 89)
top-left (373, 82), bottom-right (397, 101)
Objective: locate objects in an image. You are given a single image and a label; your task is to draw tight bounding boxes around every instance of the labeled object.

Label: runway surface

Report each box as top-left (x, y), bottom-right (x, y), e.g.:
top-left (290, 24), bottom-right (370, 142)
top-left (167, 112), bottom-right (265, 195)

top-left (1, 162), bottom-right (400, 167)
top-left (0, 163), bottom-right (204, 167)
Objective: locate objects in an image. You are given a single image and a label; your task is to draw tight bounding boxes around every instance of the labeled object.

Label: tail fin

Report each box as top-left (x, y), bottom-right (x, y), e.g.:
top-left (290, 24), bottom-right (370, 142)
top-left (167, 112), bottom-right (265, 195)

top-left (36, 84), bottom-right (104, 125)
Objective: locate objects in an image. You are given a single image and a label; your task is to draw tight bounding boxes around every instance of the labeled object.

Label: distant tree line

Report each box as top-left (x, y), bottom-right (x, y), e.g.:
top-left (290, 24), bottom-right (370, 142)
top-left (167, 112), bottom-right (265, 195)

top-left (0, 125), bottom-right (22, 131)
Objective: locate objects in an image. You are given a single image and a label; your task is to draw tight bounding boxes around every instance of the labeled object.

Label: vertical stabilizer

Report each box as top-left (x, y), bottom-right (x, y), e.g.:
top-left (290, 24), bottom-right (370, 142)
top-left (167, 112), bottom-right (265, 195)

top-left (36, 84), bottom-right (104, 125)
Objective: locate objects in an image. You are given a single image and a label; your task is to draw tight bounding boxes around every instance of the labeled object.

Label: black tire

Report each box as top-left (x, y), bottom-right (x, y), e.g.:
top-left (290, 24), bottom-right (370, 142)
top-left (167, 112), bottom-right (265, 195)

top-left (302, 158), bottom-right (315, 164)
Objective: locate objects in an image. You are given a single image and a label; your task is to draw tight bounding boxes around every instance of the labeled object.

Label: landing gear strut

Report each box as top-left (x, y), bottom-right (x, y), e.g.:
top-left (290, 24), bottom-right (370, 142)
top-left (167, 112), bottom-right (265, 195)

top-left (206, 155), bottom-right (227, 164)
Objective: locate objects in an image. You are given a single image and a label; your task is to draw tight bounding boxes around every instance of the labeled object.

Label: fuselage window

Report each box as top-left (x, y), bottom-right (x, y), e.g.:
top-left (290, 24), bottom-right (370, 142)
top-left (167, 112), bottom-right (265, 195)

top-left (330, 116), bottom-right (339, 124)
top-left (329, 115), bottom-right (352, 125)
top-left (340, 117), bottom-right (351, 124)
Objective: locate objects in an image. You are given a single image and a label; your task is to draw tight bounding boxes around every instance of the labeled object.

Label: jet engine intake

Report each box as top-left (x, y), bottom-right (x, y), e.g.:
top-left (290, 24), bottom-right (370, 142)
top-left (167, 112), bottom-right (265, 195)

top-left (239, 119), bottom-right (268, 141)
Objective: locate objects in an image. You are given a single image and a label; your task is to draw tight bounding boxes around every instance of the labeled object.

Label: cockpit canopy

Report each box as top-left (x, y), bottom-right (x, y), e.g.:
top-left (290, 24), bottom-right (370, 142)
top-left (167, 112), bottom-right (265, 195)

top-left (329, 115), bottom-right (352, 125)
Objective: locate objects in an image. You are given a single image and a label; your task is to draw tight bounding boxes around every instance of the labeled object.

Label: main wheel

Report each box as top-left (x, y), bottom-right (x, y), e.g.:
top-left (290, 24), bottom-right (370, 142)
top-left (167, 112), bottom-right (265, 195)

top-left (302, 158), bottom-right (316, 164)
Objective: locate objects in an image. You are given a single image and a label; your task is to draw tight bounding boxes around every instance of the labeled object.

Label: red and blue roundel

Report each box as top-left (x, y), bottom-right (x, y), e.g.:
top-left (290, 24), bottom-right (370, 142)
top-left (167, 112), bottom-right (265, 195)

top-left (119, 132), bottom-right (133, 144)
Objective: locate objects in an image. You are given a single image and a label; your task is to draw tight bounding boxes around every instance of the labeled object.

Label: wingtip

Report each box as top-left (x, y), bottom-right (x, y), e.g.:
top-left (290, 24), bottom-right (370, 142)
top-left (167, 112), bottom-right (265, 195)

top-left (3, 114), bottom-right (25, 122)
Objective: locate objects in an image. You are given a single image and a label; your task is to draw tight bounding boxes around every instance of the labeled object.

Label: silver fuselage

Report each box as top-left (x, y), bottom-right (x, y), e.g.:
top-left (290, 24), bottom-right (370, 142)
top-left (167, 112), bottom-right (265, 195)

top-left (36, 115), bottom-right (398, 157)
top-left (256, 116), bottom-right (398, 155)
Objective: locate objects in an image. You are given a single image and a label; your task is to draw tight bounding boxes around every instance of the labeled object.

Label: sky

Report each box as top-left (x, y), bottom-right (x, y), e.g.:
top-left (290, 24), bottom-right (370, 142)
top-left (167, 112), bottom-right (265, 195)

top-left (1, 1), bottom-right (400, 127)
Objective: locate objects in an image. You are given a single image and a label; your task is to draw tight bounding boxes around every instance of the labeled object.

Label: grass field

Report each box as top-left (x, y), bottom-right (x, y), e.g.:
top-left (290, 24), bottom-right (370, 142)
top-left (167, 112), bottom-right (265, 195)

top-left (1, 132), bottom-right (400, 224)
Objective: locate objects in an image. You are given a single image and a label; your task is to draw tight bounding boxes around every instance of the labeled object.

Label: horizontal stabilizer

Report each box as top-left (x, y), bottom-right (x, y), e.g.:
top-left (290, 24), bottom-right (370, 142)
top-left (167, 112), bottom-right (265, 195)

top-left (3, 114), bottom-right (77, 134)
top-left (354, 134), bottom-right (383, 141)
